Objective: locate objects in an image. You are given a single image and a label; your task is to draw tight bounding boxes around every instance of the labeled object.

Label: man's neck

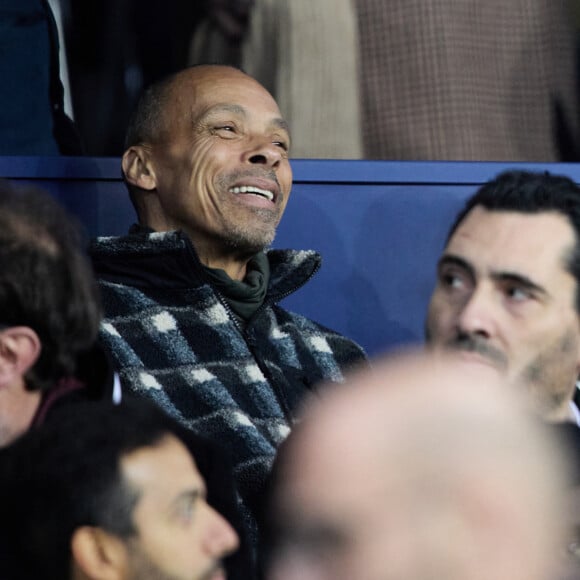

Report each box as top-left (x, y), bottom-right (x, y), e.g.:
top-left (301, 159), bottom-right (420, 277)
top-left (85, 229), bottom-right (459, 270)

top-left (0, 382), bottom-right (41, 446)
top-left (138, 219), bottom-right (258, 280)
top-left (201, 256), bottom-right (249, 281)
top-left (193, 240), bottom-right (257, 281)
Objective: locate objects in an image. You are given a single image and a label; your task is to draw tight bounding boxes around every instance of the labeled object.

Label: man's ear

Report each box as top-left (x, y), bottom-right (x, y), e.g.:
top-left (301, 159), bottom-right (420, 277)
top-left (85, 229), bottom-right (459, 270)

top-left (575, 317), bottom-right (580, 373)
top-left (71, 526), bottom-right (128, 580)
top-left (0, 327), bottom-right (41, 387)
top-left (122, 146), bottom-right (157, 191)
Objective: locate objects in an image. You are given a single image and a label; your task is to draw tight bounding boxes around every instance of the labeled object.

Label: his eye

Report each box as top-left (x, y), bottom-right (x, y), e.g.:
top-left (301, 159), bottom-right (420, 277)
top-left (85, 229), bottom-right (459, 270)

top-left (213, 125), bottom-right (237, 136)
top-left (273, 140), bottom-right (289, 151)
top-left (505, 286), bottom-right (532, 302)
top-left (441, 271), bottom-right (464, 290)
top-left (176, 498), bottom-right (195, 524)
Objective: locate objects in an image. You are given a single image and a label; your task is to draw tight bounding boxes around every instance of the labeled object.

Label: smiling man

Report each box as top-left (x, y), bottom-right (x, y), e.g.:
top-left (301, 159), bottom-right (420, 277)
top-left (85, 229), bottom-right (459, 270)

top-left (90, 65), bottom-right (366, 550)
top-left (426, 170), bottom-right (580, 424)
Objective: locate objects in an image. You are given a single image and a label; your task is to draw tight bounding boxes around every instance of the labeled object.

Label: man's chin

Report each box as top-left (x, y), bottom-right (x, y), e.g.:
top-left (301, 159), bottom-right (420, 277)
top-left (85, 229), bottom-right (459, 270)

top-left (200, 564), bottom-right (227, 580)
top-left (223, 230), bottom-right (275, 256)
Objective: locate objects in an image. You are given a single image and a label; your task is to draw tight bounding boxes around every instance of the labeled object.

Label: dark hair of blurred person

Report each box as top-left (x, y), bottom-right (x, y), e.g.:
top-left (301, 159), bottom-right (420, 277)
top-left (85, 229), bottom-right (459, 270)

top-left (0, 180), bottom-right (112, 446)
top-left (0, 398), bottom-right (239, 580)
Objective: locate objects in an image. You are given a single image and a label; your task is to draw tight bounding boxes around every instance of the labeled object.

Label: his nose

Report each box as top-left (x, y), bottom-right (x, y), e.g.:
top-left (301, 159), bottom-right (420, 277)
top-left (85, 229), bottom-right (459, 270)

top-left (244, 139), bottom-right (283, 167)
top-left (455, 285), bottom-right (497, 339)
top-left (203, 505), bottom-right (240, 558)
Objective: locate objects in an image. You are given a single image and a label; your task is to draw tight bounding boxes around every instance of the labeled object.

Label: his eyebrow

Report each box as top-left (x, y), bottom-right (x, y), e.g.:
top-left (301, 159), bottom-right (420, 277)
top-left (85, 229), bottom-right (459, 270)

top-left (490, 271), bottom-right (548, 296)
top-left (201, 104), bottom-right (291, 137)
top-left (203, 104), bottom-right (247, 118)
top-left (270, 117), bottom-right (291, 137)
top-left (439, 254), bottom-right (548, 295)
top-left (437, 254), bottom-right (475, 278)
top-left (170, 487), bottom-right (204, 510)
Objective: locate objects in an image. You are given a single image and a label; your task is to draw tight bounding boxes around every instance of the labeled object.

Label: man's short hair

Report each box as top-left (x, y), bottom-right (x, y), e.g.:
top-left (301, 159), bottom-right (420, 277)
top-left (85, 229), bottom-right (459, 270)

top-left (122, 64), bottom-right (246, 212)
top-left (124, 64), bottom-right (243, 150)
top-left (124, 73), bottom-right (176, 150)
top-left (123, 70), bottom-right (178, 213)
top-left (447, 170), bottom-right (580, 311)
top-left (0, 398), bottom-right (180, 580)
top-left (0, 181), bottom-right (101, 390)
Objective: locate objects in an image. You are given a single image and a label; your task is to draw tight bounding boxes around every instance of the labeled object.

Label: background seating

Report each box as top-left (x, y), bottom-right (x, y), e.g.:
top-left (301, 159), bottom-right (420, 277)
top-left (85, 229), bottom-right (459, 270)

top-left (4, 156), bottom-right (579, 356)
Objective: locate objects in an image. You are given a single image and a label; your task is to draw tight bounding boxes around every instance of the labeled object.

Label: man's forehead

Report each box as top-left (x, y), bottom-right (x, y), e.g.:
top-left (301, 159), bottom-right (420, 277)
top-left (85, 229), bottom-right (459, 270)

top-left (121, 435), bottom-right (203, 497)
top-left (172, 67), bottom-right (280, 109)
top-left (283, 353), bottom-right (526, 483)
top-left (452, 205), bottom-right (574, 237)
top-left (281, 358), bottom-right (511, 509)
top-left (447, 206), bottom-right (576, 270)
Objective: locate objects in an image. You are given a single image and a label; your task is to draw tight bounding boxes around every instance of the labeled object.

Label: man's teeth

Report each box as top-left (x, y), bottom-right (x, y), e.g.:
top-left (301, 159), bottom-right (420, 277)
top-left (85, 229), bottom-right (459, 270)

top-left (229, 186), bottom-right (274, 201)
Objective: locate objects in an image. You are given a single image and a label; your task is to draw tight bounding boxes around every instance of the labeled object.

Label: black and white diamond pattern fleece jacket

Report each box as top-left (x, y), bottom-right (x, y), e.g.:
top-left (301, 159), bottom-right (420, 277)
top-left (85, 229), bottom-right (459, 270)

top-left (90, 230), bottom-right (367, 538)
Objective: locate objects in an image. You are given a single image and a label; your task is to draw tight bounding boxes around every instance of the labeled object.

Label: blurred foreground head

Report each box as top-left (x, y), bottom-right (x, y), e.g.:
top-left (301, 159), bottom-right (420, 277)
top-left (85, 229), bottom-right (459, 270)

top-left (0, 181), bottom-right (102, 445)
top-left (268, 352), bottom-right (569, 580)
top-left (0, 399), bottom-right (239, 580)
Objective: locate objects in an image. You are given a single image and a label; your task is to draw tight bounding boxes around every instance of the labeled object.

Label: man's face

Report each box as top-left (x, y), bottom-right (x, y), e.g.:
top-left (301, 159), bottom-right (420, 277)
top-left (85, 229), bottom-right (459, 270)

top-left (146, 66), bottom-right (292, 258)
top-left (120, 434), bottom-right (239, 580)
top-left (269, 356), bottom-right (566, 580)
top-left (270, 423), bottom-right (396, 580)
top-left (426, 207), bottom-right (580, 419)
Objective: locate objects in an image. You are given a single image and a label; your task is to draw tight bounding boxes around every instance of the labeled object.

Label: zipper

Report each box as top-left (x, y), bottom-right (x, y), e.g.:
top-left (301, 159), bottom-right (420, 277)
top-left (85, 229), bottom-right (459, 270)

top-left (185, 240), bottom-right (322, 424)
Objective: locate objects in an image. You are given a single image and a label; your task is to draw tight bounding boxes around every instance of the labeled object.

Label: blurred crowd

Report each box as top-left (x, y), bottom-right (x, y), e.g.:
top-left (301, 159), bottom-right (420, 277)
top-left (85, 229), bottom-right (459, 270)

top-left (4, 0), bottom-right (580, 160)
top-left (3, 3), bottom-right (580, 580)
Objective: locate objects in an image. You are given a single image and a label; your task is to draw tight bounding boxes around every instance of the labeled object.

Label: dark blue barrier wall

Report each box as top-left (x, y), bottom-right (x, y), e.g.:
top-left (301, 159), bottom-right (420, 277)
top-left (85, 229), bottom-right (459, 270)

top-left (3, 156), bottom-right (580, 357)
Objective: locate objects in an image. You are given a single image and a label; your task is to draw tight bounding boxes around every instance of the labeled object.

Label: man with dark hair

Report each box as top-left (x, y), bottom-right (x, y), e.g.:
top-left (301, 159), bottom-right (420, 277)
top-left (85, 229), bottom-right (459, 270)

top-left (426, 169), bottom-right (580, 423)
top-left (90, 64), bottom-right (366, 542)
top-left (0, 399), bottom-right (239, 580)
top-left (0, 180), bottom-right (113, 446)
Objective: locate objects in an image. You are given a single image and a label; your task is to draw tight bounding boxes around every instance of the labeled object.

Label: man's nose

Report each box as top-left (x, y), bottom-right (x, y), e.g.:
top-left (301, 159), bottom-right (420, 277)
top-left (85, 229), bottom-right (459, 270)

top-left (456, 285), bottom-right (498, 339)
top-left (243, 139), bottom-right (283, 167)
top-left (203, 505), bottom-right (240, 558)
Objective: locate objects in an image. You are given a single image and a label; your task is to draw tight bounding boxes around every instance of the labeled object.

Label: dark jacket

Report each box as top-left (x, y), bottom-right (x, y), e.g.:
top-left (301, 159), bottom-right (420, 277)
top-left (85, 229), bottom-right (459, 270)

top-left (90, 229), bottom-right (367, 545)
top-left (30, 343), bottom-right (117, 429)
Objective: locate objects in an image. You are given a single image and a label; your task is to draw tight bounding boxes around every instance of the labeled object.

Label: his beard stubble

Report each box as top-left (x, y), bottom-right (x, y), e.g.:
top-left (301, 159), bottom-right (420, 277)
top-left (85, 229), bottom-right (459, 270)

top-left (215, 170), bottom-right (284, 255)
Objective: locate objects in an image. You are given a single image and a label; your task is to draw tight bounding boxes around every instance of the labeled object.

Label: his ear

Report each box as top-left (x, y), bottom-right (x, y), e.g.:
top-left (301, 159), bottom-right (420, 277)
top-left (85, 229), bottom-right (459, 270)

top-left (71, 526), bottom-right (128, 580)
top-left (575, 318), bottom-right (580, 372)
top-left (122, 146), bottom-right (157, 191)
top-left (0, 327), bottom-right (41, 387)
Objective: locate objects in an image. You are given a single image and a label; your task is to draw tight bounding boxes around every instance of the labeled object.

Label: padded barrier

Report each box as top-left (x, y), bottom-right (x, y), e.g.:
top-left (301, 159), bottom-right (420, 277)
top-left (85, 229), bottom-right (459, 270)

top-left (3, 156), bottom-right (580, 357)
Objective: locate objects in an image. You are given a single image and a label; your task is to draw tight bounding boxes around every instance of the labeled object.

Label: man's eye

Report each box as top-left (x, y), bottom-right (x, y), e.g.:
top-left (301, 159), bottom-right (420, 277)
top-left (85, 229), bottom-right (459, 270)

top-left (211, 125), bottom-right (238, 140)
top-left (179, 508), bottom-right (192, 524)
top-left (273, 140), bottom-right (289, 151)
top-left (176, 500), bottom-right (195, 524)
top-left (441, 272), bottom-right (464, 289)
top-left (506, 286), bottom-right (531, 302)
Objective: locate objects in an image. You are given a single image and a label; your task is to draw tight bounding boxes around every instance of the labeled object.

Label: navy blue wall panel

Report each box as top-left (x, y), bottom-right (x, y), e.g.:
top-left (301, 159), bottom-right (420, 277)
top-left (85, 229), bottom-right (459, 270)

top-left (2, 156), bottom-right (580, 357)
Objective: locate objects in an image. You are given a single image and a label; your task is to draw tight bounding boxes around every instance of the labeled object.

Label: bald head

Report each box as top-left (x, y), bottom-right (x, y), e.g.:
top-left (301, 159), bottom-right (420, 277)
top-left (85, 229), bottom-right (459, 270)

top-left (125, 65), bottom-right (279, 148)
top-left (121, 65), bottom-right (292, 275)
top-left (269, 352), bottom-right (568, 580)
